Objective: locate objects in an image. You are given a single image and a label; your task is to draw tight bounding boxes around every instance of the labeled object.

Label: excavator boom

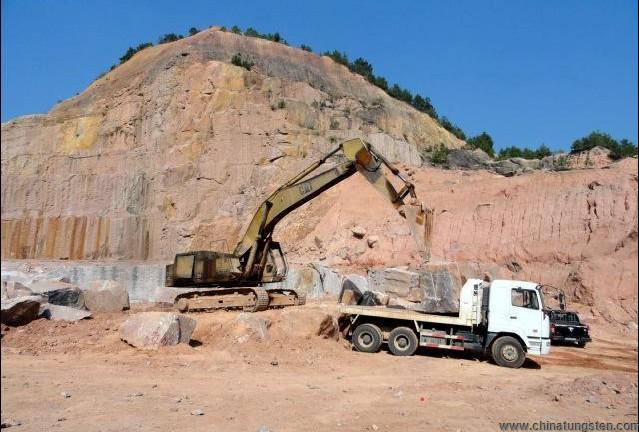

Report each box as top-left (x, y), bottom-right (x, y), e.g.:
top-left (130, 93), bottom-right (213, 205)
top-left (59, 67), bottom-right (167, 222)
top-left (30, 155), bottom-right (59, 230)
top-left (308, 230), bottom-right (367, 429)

top-left (165, 138), bottom-right (429, 312)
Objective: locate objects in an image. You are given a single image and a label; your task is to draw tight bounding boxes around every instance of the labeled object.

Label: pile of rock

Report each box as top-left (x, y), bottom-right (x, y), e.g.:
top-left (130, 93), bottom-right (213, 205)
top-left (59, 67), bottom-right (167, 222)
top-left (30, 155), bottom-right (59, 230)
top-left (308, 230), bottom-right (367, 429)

top-left (1, 278), bottom-right (130, 326)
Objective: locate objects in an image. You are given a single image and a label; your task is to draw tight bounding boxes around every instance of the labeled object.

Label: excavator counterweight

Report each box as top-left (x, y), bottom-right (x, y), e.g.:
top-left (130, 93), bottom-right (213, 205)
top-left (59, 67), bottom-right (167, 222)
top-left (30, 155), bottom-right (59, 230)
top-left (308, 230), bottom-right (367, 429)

top-left (166, 138), bottom-right (429, 312)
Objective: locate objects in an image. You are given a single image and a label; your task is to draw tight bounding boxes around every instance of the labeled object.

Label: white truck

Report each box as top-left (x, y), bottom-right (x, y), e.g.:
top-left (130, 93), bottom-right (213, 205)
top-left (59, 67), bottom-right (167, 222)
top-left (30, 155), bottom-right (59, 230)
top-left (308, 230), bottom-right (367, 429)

top-left (338, 279), bottom-right (551, 368)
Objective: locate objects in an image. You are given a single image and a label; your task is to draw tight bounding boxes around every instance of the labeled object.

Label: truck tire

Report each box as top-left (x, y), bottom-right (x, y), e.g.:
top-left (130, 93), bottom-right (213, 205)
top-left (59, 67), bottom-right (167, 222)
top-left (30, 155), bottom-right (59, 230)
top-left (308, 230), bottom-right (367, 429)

top-left (491, 336), bottom-right (526, 368)
top-left (352, 323), bottom-right (383, 353)
top-left (388, 327), bottom-right (419, 356)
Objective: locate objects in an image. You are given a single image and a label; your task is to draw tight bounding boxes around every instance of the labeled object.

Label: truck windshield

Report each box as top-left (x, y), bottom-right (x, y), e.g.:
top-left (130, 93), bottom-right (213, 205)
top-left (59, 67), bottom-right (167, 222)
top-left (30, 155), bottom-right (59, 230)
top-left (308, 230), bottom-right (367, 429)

top-left (512, 288), bottom-right (539, 310)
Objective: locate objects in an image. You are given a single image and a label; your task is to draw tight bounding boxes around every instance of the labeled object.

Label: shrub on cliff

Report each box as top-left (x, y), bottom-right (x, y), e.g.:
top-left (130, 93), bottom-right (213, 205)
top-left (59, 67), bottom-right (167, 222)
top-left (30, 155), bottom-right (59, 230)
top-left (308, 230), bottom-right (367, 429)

top-left (430, 143), bottom-right (450, 165)
top-left (300, 44), bottom-right (312, 52)
top-left (188, 27), bottom-right (199, 36)
top-left (231, 53), bottom-right (254, 71)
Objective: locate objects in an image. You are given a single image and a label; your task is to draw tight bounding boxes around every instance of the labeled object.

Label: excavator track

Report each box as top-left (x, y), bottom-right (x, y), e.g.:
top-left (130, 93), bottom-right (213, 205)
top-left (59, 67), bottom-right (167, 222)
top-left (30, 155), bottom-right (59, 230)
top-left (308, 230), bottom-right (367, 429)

top-left (171, 286), bottom-right (304, 313)
top-left (242, 287), bottom-right (270, 312)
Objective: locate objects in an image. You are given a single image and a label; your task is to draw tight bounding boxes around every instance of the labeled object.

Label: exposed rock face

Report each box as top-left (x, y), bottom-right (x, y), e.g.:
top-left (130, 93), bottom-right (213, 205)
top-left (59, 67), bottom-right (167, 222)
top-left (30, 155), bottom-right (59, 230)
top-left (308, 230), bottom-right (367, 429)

top-left (1, 28), bottom-right (461, 262)
top-left (120, 312), bottom-right (196, 349)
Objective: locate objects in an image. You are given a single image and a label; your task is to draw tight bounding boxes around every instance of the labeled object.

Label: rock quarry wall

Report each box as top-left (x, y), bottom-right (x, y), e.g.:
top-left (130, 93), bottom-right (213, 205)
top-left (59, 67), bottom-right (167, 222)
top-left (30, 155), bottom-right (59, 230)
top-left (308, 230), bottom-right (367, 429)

top-left (1, 28), bottom-right (637, 325)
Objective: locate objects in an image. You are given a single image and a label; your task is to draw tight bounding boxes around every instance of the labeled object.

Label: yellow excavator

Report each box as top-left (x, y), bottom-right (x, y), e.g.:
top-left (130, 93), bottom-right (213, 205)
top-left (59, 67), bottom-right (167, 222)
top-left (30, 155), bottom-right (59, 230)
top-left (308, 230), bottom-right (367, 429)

top-left (165, 138), bottom-right (428, 312)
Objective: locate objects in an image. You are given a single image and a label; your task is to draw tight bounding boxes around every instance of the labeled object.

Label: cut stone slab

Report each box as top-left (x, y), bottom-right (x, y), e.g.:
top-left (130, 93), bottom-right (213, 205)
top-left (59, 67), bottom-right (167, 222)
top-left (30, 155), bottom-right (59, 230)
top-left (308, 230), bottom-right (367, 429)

top-left (83, 280), bottom-right (130, 312)
top-left (120, 312), bottom-right (196, 349)
top-left (39, 304), bottom-right (92, 321)
top-left (29, 280), bottom-right (85, 308)
top-left (1, 296), bottom-right (43, 326)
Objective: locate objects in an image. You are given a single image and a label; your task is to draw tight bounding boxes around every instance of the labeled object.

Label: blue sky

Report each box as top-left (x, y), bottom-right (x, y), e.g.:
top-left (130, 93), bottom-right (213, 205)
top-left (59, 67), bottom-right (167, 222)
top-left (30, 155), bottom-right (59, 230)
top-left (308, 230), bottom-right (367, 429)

top-left (2, 0), bottom-right (637, 151)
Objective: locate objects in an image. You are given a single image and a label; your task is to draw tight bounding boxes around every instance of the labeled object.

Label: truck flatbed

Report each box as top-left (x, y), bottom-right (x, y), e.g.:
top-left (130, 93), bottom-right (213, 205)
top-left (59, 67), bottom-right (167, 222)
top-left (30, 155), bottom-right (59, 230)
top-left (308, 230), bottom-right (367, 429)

top-left (337, 304), bottom-right (474, 327)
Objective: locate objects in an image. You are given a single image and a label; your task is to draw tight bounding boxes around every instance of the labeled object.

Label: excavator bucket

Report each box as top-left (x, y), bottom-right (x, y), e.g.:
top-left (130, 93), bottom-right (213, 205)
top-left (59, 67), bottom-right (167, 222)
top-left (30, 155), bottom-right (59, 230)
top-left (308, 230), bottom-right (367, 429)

top-left (404, 204), bottom-right (432, 261)
top-left (345, 138), bottom-right (432, 261)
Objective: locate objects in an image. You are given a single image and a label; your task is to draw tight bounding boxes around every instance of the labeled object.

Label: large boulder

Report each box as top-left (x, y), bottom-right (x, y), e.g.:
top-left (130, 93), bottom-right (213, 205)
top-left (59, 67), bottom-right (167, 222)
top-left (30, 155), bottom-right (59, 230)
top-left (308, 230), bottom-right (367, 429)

top-left (417, 264), bottom-right (463, 313)
top-left (29, 280), bottom-right (85, 308)
top-left (39, 304), bottom-right (92, 321)
top-left (367, 265), bottom-right (463, 313)
top-left (83, 280), bottom-right (130, 312)
top-left (120, 312), bottom-right (196, 349)
top-left (1, 296), bottom-right (43, 326)
top-left (338, 274), bottom-right (368, 305)
top-left (446, 148), bottom-right (492, 170)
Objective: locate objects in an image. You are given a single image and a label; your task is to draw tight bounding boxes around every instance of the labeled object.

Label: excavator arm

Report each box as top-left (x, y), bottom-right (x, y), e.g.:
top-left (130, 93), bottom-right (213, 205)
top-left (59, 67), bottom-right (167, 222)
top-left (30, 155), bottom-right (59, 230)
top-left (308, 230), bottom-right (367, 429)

top-left (235, 138), bottom-right (427, 280)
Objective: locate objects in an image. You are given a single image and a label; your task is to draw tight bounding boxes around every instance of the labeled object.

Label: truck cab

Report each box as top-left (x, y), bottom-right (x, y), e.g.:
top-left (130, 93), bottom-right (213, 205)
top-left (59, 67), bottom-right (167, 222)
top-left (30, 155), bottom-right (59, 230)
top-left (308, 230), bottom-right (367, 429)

top-left (338, 278), bottom-right (551, 368)
top-left (485, 280), bottom-right (551, 358)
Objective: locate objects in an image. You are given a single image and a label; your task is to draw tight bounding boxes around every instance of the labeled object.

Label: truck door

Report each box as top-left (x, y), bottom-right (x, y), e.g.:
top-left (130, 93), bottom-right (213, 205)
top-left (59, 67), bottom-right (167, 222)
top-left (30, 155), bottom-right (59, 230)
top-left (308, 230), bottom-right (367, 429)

top-left (510, 288), bottom-right (544, 354)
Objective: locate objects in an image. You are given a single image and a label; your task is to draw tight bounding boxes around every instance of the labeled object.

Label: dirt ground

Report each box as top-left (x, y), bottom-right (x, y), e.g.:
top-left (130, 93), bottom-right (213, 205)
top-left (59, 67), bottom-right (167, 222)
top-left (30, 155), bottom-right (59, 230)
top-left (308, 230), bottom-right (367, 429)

top-left (1, 300), bottom-right (637, 432)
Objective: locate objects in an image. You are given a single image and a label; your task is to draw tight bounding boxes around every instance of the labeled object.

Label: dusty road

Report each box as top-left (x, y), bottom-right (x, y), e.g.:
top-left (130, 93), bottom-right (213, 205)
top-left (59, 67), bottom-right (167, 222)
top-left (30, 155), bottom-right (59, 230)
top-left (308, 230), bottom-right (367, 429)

top-left (1, 302), bottom-right (637, 432)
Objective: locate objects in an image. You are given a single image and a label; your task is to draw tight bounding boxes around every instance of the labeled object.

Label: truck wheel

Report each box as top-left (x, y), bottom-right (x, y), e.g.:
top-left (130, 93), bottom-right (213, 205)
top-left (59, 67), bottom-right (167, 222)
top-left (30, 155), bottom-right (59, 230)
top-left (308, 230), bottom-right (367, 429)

top-left (491, 336), bottom-right (525, 368)
top-left (388, 327), bottom-right (418, 356)
top-left (576, 341), bottom-right (586, 348)
top-left (352, 323), bottom-right (383, 353)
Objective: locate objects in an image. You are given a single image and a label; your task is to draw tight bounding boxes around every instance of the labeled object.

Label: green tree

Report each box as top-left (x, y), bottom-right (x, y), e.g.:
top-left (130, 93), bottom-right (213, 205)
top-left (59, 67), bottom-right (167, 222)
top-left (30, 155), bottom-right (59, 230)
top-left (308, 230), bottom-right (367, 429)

top-left (372, 75), bottom-right (388, 91)
top-left (119, 42), bottom-right (153, 64)
top-left (158, 33), bottom-right (182, 44)
top-left (467, 132), bottom-right (495, 157)
top-left (439, 117), bottom-right (466, 141)
top-left (244, 27), bottom-right (259, 37)
top-left (571, 131), bottom-right (618, 153)
top-left (571, 131), bottom-right (637, 160)
top-left (322, 50), bottom-right (349, 66)
top-left (230, 25), bottom-right (242, 34)
top-left (300, 44), bottom-right (312, 52)
top-left (535, 144), bottom-right (552, 159)
top-left (349, 57), bottom-right (374, 80)
top-left (618, 139), bottom-right (638, 158)
top-left (412, 94), bottom-right (438, 119)
top-left (188, 27), bottom-right (199, 36)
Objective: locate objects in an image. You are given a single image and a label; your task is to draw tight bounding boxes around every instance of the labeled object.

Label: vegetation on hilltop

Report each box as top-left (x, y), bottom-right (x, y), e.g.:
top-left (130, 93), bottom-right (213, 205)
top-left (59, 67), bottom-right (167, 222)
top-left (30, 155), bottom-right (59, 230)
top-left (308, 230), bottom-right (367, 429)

top-left (96, 26), bottom-right (637, 162)
top-left (571, 131), bottom-right (637, 160)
